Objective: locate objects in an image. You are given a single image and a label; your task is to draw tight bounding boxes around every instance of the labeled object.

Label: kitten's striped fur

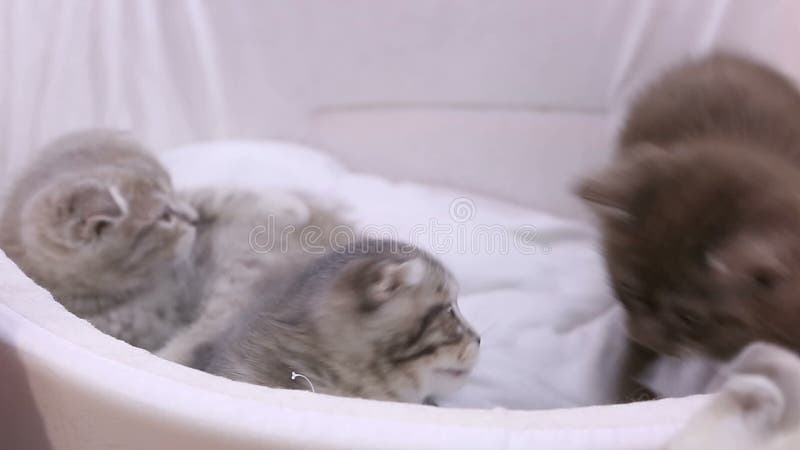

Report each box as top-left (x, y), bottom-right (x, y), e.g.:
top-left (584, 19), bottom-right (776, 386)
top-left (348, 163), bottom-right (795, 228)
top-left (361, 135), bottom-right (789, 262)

top-left (203, 239), bottom-right (480, 403)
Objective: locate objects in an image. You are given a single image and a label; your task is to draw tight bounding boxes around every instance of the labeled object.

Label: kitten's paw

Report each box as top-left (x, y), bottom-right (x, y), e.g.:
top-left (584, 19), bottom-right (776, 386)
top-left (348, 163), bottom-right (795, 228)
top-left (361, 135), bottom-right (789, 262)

top-left (667, 343), bottom-right (800, 449)
top-left (723, 374), bottom-right (785, 430)
top-left (625, 385), bottom-right (658, 403)
top-left (156, 337), bottom-right (198, 365)
top-left (711, 342), bottom-right (800, 430)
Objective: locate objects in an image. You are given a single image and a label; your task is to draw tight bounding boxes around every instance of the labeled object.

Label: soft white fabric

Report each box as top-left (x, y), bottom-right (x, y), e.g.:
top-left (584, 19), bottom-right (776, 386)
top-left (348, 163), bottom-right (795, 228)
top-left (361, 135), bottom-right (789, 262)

top-left (3, 1), bottom-right (800, 220)
top-left (162, 140), bottom-right (626, 409)
top-left (644, 355), bottom-right (723, 399)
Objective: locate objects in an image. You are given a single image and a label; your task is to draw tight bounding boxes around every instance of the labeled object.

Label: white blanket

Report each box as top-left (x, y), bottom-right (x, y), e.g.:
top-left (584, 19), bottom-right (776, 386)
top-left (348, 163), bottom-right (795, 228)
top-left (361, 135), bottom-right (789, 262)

top-left (161, 140), bottom-right (631, 409)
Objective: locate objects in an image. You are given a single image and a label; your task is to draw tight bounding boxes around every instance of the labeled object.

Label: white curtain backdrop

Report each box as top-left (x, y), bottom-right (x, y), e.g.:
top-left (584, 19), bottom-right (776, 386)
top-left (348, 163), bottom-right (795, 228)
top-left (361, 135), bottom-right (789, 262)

top-left (2, 0), bottom-right (800, 219)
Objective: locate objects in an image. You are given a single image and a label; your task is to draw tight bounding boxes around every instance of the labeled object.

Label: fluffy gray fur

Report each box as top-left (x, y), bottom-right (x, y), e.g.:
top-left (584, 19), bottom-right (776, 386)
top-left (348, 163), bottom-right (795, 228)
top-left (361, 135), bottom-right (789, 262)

top-left (202, 239), bottom-right (481, 403)
top-left (0, 129), bottom-right (344, 354)
top-left (156, 188), bottom-right (349, 365)
top-left (0, 129), bottom-right (199, 350)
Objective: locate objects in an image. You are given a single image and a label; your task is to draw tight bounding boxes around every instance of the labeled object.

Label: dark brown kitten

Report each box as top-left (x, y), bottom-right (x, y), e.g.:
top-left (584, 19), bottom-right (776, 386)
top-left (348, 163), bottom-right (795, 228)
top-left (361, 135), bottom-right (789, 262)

top-left (577, 53), bottom-right (800, 400)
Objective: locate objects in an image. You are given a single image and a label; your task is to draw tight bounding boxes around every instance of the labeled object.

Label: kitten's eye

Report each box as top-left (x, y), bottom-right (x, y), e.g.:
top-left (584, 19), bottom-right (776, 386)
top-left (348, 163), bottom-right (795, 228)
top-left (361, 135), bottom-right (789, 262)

top-left (436, 283), bottom-right (446, 294)
top-left (93, 220), bottom-right (111, 237)
top-left (752, 270), bottom-right (777, 290)
top-left (160, 210), bottom-right (174, 223)
top-left (676, 310), bottom-right (703, 326)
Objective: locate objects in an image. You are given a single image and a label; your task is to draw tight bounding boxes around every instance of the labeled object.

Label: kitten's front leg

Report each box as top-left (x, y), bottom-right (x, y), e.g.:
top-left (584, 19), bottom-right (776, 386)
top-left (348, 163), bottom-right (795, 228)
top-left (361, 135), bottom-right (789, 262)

top-left (157, 287), bottom-right (250, 365)
top-left (180, 188), bottom-right (313, 229)
top-left (615, 339), bottom-right (659, 403)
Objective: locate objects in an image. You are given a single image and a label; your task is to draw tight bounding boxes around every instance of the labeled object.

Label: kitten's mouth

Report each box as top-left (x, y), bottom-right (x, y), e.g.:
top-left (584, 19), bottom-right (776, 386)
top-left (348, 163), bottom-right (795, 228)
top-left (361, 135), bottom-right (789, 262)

top-left (434, 368), bottom-right (469, 378)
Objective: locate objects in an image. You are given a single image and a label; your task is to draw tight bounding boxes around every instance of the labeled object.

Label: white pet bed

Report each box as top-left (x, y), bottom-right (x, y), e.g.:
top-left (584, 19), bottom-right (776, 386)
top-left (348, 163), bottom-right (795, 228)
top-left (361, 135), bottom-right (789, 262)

top-left (3, 2), bottom-right (800, 448)
top-left (2, 141), bottom-right (711, 449)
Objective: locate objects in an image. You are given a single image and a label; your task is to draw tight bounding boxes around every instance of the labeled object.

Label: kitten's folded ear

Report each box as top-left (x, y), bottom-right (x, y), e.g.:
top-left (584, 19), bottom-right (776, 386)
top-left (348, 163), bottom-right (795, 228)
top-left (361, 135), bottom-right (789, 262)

top-left (361, 257), bottom-right (427, 307)
top-left (576, 143), bottom-right (670, 221)
top-left (62, 181), bottom-right (126, 240)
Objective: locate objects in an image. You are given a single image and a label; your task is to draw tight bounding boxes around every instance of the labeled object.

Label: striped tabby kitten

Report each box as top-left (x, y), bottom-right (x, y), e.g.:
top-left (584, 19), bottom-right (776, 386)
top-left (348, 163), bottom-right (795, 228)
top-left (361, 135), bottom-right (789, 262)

top-left (202, 239), bottom-right (481, 403)
top-left (0, 129), bottom-right (199, 350)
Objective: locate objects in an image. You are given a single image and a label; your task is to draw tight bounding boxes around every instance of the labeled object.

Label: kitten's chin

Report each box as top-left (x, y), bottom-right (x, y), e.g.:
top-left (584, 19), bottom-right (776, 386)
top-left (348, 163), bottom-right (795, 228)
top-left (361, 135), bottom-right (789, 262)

top-left (424, 362), bottom-right (476, 399)
top-left (424, 374), bottom-right (469, 401)
top-left (434, 368), bottom-right (470, 378)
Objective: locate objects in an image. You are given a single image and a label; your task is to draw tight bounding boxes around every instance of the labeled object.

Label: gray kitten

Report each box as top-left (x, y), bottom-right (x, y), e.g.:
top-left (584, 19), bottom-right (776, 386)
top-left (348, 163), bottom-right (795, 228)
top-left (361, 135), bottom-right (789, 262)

top-left (1, 129), bottom-right (348, 355)
top-left (156, 188), bottom-right (348, 365)
top-left (201, 239), bottom-right (481, 403)
top-left (0, 129), bottom-right (199, 350)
